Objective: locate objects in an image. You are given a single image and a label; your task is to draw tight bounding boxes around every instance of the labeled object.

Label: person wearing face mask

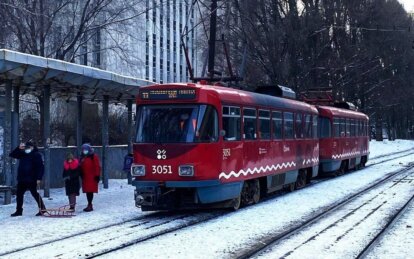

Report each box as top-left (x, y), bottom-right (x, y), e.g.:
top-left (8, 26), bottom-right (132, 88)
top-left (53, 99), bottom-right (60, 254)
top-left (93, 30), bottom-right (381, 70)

top-left (62, 152), bottom-right (81, 211)
top-left (9, 141), bottom-right (47, 217)
top-left (80, 143), bottom-right (101, 212)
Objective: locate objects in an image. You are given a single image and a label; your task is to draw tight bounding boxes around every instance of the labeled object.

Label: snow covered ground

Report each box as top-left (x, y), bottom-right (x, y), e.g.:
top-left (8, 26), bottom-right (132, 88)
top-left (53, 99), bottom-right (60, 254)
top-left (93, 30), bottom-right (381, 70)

top-left (0, 139), bottom-right (413, 258)
top-left (366, 201), bottom-right (414, 259)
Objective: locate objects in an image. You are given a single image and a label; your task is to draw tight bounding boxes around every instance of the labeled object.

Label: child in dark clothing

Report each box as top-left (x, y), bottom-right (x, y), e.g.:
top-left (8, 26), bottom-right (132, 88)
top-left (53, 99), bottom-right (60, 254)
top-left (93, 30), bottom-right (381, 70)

top-left (62, 153), bottom-right (81, 211)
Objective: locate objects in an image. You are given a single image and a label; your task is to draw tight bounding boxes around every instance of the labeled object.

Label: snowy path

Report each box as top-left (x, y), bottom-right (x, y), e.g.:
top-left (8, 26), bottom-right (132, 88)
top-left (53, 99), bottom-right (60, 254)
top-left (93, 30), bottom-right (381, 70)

top-left (252, 165), bottom-right (414, 258)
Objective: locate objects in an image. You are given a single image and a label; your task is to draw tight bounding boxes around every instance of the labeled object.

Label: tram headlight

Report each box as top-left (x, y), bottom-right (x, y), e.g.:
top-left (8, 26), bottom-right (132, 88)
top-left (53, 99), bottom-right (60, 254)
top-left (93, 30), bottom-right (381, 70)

top-left (131, 164), bottom-right (145, 176)
top-left (179, 165), bottom-right (194, 176)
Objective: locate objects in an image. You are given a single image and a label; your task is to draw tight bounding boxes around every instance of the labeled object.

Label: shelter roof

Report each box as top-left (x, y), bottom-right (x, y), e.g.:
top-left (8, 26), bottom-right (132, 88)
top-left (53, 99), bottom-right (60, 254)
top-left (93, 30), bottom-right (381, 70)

top-left (0, 49), bottom-right (152, 103)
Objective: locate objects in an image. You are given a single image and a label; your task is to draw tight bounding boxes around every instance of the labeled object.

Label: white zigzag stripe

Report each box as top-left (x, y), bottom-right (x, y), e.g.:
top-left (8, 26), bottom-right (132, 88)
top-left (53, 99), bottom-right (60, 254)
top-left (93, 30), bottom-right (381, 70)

top-left (219, 161), bottom-right (296, 180)
top-left (302, 157), bottom-right (319, 165)
top-left (332, 150), bottom-right (362, 159)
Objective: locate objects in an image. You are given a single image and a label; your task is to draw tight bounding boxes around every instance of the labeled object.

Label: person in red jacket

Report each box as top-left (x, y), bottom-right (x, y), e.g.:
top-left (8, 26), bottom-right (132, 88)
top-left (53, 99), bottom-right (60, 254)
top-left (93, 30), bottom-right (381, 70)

top-left (80, 143), bottom-right (101, 212)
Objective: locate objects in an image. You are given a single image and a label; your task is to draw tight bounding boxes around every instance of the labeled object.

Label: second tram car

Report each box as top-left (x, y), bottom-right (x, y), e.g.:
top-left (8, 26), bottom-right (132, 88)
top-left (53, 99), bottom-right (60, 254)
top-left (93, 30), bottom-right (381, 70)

top-left (317, 105), bottom-right (369, 174)
top-left (131, 82), bottom-right (320, 211)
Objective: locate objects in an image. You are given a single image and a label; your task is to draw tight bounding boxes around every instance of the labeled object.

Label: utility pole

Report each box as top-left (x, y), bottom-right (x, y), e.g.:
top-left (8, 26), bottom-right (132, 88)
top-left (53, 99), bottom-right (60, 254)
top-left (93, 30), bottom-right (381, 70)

top-left (207, 0), bottom-right (217, 80)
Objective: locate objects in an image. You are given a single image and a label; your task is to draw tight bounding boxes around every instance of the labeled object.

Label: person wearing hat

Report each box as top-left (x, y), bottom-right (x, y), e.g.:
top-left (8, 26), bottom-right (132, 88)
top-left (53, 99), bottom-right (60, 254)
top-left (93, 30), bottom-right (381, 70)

top-left (80, 143), bottom-right (101, 212)
top-left (62, 152), bottom-right (81, 211)
top-left (9, 141), bottom-right (46, 217)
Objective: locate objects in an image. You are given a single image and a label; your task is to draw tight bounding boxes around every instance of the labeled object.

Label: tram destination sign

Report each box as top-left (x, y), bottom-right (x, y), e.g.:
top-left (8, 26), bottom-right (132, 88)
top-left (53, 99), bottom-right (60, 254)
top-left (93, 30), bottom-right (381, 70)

top-left (140, 89), bottom-right (196, 100)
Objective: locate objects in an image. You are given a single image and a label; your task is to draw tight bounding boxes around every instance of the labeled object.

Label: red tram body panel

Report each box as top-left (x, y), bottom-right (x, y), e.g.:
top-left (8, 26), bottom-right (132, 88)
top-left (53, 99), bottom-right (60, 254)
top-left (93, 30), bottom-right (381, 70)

top-left (317, 106), bottom-right (369, 173)
top-left (132, 83), bottom-right (320, 210)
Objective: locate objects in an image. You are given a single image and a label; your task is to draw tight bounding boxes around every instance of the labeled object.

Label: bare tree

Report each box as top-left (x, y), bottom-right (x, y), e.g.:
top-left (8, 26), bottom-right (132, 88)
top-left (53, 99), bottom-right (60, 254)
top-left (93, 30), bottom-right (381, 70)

top-left (0, 0), bottom-right (147, 62)
top-left (206, 0), bottom-right (414, 138)
top-left (0, 0), bottom-right (147, 144)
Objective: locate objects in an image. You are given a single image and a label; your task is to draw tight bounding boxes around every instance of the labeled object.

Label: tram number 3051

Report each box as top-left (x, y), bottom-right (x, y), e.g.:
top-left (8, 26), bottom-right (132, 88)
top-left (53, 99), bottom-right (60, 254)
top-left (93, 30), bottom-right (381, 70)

top-left (152, 165), bottom-right (173, 174)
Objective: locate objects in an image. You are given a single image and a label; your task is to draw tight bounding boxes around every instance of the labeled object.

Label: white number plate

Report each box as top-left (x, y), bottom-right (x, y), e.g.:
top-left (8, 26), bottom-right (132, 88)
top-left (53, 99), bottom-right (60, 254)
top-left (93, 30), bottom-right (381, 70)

top-left (152, 165), bottom-right (173, 174)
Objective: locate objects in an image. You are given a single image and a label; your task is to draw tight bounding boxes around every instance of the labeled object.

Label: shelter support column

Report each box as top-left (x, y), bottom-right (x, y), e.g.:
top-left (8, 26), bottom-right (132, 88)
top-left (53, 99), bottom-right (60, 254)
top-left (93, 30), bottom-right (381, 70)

top-left (11, 85), bottom-right (20, 187)
top-left (127, 99), bottom-right (133, 184)
top-left (42, 85), bottom-right (51, 197)
top-left (3, 81), bottom-right (12, 204)
top-left (102, 95), bottom-right (109, 188)
top-left (76, 94), bottom-right (83, 156)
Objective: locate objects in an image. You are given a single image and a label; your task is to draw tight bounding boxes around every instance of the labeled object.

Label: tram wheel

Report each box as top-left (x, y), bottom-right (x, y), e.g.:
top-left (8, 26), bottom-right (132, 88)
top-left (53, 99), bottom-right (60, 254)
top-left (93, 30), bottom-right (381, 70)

top-left (361, 156), bottom-right (367, 167)
top-left (295, 170), bottom-right (307, 189)
top-left (241, 180), bottom-right (261, 205)
top-left (337, 161), bottom-right (346, 176)
top-left (252, 179), bottom-right (261, 204)
top-left (287, 183), bottom-right (295, 192)
top-left (231, 195), bottom-right (241, 210)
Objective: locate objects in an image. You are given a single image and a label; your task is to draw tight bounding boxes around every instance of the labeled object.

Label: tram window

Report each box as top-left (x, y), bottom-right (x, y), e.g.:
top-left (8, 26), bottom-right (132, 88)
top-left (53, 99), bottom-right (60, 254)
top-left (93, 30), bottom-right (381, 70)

top-left (312, 115), bottom-right (318, 138)
top-left (350, 119), bottom-right (355, 136)
top-left (222, 106), bottom-right (241, 141)
top-left (340, 118), bottom-right (346, 137)
top-left (362, 121), bottom-right (365, 136)
top-left (284, 112), bottom-right (294, 139)
top-left (333, 118), bottom-right (340, 137)
top-left (259, 110), bottom-right (271, 140)
top-left (272, 111), bottom-right (282, 139)
top-left (360, 120), bottom-right (364, 136)
top-left (243, 108), bottom-right (257, 140)
top-left (345, 118), bottom-right (350, 137)
top-left (355, 120), bottom-right (359, 136)
top-left (354, 119), bottom-right (357, 136)
top-left (196, 105), bottom-right (219, 142)
top-left (295, 113), bottom-right (303, 138)
top-left (135, 104), bottom-right (218, 144)
top-left (357, 120), bottom-right (360, 136)
top-left (319, 117), bottom-right (331, 138)
top-left (304, 114), bottom-right (312, 138)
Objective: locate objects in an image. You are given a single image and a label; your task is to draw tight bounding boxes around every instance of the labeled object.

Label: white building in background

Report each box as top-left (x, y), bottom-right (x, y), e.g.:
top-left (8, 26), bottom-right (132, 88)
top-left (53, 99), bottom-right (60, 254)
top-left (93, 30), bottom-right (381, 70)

top-left (79, 0), bottom-right (201, 84)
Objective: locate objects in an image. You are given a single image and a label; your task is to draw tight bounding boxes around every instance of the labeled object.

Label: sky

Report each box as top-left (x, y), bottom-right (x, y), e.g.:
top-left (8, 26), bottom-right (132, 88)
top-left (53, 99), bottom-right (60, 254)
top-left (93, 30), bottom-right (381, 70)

top-left (399, 0), bottom-right (414, 12)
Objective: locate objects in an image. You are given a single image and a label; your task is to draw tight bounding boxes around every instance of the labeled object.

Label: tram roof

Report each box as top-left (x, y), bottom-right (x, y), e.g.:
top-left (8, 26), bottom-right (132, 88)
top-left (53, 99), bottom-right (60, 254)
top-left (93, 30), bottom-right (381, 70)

top-left (140, 83), bottom-right (318, 113)
top-left (317, 105), bottom-right (369, 120)
top-left (0, 49), bottom-right (152, 103)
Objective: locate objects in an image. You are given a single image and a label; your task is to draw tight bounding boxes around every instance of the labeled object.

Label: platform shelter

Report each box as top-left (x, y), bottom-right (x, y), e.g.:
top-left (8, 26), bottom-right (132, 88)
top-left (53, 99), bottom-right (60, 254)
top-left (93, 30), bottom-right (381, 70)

top-left (0, 49), bottom-right (151, 204)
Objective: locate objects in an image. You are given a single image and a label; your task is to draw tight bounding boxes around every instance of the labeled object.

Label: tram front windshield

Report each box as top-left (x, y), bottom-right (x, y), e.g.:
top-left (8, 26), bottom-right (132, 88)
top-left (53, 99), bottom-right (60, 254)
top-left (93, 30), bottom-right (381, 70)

top-left (135, 104), bottom-right (218, 143)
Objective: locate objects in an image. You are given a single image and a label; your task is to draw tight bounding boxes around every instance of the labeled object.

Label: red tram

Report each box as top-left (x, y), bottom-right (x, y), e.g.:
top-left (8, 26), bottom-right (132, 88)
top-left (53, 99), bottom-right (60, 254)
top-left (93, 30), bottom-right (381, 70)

top-left (317, 105), bottom-right (369, 174)
top-left (131, 82), bottom-right (321, 211)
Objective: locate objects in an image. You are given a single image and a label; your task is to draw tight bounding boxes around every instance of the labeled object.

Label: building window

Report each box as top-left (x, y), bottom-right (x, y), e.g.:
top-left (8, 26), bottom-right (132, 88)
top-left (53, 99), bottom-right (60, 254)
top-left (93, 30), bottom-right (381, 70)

top-left (145, 66), bottom-right (149, 80)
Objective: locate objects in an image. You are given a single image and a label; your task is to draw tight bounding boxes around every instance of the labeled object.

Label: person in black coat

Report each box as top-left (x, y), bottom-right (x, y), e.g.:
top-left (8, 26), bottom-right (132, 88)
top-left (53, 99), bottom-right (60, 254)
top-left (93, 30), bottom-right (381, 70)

top-left (62, 153), bottom-right (81, 211)
top-left (9, 141), bottom-right (46, 217)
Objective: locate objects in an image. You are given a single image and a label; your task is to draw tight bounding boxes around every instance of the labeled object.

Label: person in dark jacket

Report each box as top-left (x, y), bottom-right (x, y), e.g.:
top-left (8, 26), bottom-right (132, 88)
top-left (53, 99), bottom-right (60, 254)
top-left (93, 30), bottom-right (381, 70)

top-left (80, 143), bottom-right (101, 212)
top-left (9, 141), bottom-right (46, 217)
top-left (62, 152), bottom-right (81, 211)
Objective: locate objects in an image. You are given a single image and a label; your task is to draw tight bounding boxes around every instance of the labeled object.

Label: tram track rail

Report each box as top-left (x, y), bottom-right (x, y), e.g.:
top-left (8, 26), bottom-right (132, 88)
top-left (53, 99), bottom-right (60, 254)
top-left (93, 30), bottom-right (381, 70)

top-left (309, 149), bottom-right (414, 186)
top-left (0, 211), bottom-right (161, 257)
top-left (369, 147), bottom-right (414, 161)
top-left (356, 194), bottom-right (414, 259)
top-left (86, 211), bottom-right (226, 258)
top-left (367, 148), bottom-right (414, 166)
top-left (1, 210), bottom-right (226, 258)
top-left (235, 163), bottom-right (414, 259)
